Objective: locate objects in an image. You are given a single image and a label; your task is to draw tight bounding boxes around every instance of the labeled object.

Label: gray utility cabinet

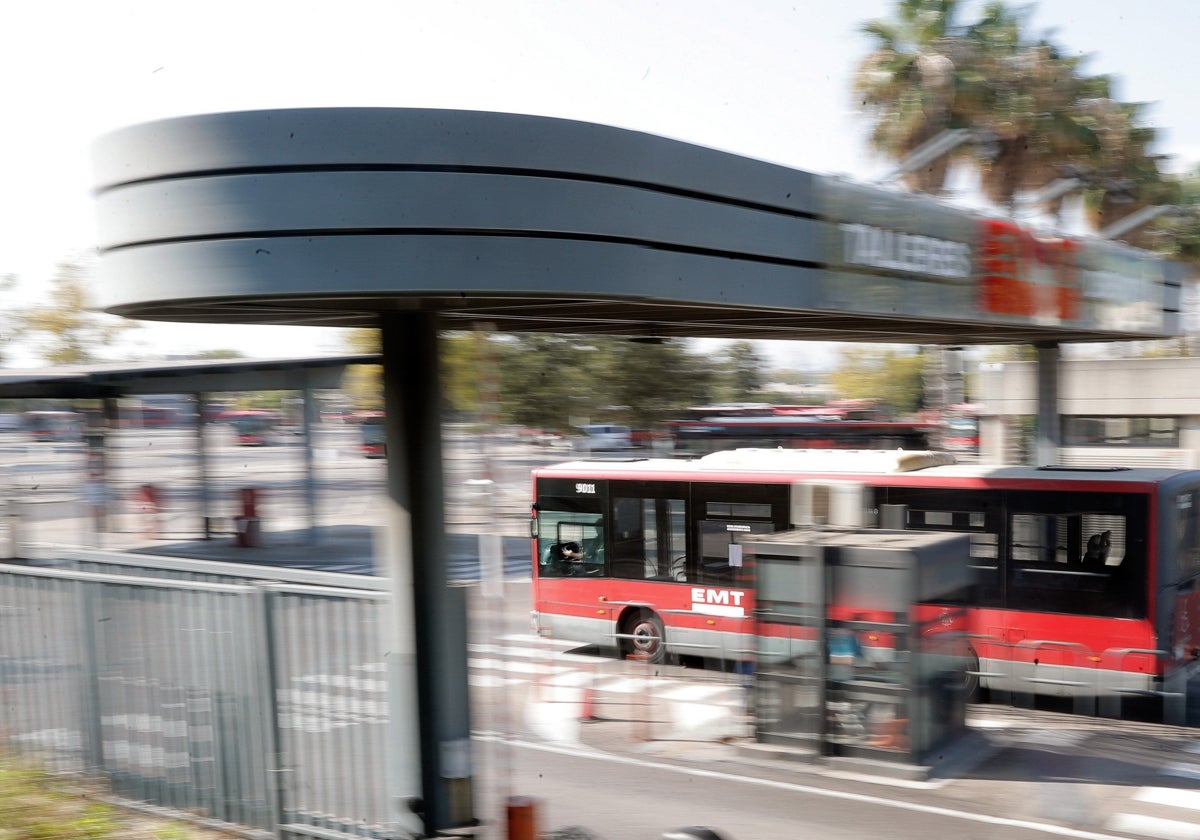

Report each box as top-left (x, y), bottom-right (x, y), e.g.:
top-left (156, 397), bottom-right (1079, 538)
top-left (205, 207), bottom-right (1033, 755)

top-left (745, 528), bottom-right (973, 765)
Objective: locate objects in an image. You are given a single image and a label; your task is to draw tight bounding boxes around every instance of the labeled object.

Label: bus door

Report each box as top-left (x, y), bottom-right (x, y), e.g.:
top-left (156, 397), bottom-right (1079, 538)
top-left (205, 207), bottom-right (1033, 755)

top-left (604, 481), bottom-right (689, 660)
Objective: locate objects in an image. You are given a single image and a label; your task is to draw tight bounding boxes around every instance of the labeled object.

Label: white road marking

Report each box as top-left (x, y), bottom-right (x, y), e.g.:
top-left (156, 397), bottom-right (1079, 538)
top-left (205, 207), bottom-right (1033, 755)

top-left (490, 736), bottom-right (1138, 839)
top-left (1136, 788), bottom-right (1200, 811)
top-left (1105, 813), bottom-right (1200, 840)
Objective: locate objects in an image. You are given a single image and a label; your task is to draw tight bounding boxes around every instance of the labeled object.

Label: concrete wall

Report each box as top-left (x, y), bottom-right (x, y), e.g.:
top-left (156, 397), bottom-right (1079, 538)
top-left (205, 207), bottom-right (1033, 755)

top-left (975, 356), bottom-right (1200, 467)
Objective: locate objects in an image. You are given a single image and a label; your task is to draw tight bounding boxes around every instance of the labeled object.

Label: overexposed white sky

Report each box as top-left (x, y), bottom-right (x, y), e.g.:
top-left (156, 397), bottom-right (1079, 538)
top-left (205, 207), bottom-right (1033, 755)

top-left (3, 0), bottom-right (1199, 367)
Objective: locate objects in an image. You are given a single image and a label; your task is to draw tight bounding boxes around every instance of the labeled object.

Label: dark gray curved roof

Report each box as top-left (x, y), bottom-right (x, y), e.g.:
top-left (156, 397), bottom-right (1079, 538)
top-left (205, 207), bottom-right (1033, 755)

top-left (91, 108), bottom-right (1181, 345)
top-left (0, 355), bottom-right (378, 399)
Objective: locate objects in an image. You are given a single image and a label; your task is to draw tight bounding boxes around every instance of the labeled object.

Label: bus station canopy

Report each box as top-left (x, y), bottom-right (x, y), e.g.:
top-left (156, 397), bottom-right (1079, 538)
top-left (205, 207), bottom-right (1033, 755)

top-left (0, 355), bottom-right (378, 400)
top-left (91, 108), bottom-right (1183, 346)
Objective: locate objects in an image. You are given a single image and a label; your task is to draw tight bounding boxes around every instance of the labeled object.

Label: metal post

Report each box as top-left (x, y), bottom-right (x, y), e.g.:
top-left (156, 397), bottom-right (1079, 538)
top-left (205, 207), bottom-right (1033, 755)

top-left (194, 392), bottom-right (211, 539)
top-left (251, 586), bottom-right (286, 838)
top-left (301, 383), bottom-right (318, 545)
top-left (1034, 343), bottom-right (1060, 466)
top-left (75, 580), bottom-right (105, 773)
top-left (380, 311), bottom-right (475, 835)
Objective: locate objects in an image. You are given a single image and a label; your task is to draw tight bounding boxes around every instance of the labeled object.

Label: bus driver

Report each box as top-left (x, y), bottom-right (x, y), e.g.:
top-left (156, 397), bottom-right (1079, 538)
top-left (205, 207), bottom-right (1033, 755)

top-left (542, 541), bottom-right (589, 576)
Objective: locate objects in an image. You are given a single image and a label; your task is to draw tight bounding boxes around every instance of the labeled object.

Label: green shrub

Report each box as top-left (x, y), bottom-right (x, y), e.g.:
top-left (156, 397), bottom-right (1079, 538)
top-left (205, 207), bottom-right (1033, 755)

top-left (0, 750), bottom-right (201, 839)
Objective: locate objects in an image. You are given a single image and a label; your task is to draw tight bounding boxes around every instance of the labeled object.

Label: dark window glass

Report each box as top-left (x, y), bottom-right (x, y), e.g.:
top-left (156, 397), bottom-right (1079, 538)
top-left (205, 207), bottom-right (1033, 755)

top-left (1175, 488), bottom-right (1200, 578)
top-left (1062, 416), bottom-right (1179, 447)
top-left (536, 512), bottom-right (605, 578)
top-left (612, 496), bottom-right (687, 581)
top-left (1005, 490), bottom-right (1146, 619)
top-left (877, 487), bottom-right (1002, 608)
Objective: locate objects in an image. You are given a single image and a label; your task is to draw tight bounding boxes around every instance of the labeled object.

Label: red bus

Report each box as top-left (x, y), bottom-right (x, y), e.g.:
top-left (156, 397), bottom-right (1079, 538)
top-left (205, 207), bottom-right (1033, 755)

top-left (530, 448), bottom-right (1200, 722)
top-left (942, 403), bottom-right (982, 454)
top-left (220, 409), bottom-right (277, 446)
top-left (23, 410), bottom-right (84, 442)
top-left (357, 412), bottom-right (386, 458)
top-left (666, 415), bottom-right (939, 455)
top-left (665, 402), bottom-right (940, 455)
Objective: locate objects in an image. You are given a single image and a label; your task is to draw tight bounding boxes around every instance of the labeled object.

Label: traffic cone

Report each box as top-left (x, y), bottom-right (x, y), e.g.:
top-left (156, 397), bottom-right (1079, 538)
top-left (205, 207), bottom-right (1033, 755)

top-left (580, 685), bottom-right (599, 722)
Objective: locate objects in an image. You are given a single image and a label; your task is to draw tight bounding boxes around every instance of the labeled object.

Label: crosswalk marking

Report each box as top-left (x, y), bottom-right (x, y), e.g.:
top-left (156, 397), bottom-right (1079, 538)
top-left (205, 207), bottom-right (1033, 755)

top-left (1106, 787), bottom-right (1200, 839)
top-left (1106, 813), bottom-right (1200, 840)
top-left (1137, 788), bottom-right (1200, 811)
top-left (279, 637), bottom-right (749, 738)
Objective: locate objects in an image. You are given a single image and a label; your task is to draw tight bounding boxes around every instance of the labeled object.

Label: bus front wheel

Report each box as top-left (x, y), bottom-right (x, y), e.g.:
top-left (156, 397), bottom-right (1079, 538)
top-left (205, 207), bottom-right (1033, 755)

top-left (622, 611), bottom-right (666, 665)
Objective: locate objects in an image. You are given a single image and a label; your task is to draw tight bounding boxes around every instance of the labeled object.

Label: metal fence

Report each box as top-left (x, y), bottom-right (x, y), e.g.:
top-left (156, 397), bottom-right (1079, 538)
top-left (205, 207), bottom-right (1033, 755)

top-left (0, 551), bottom-right (396, 840)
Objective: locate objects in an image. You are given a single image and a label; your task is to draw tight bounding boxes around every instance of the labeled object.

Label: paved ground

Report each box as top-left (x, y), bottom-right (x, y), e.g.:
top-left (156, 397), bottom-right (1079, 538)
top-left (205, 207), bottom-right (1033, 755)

top-left (12, 514), bottom-right (1200, 838)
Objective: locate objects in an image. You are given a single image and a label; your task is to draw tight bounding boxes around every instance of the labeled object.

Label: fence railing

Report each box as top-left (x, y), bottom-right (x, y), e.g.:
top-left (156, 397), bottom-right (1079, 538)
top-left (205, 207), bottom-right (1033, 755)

top-left (0, 552), bottom-right (396, 840)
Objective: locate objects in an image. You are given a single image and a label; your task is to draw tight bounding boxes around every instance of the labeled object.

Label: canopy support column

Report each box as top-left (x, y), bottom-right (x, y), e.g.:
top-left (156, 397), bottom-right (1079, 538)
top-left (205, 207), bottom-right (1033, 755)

top-left (379, 311), bottom-right (474, 836)
top-left (300, 382), bottom-right (318, 544)
top-left (193, 393), bottom-right (212, 539)
top-left (1035, 342), bottom-right (1061, 466)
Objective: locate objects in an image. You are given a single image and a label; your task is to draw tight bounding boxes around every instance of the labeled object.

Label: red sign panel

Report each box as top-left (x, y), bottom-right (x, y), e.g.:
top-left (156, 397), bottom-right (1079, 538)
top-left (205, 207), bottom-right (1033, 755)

top-left (978, 219), bottom-right (1080, 321)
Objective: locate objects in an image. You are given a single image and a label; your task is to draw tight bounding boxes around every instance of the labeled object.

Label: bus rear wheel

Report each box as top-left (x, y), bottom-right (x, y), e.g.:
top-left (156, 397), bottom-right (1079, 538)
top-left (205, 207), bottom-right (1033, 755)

top-left (622, 611), bottom-right (666, 665)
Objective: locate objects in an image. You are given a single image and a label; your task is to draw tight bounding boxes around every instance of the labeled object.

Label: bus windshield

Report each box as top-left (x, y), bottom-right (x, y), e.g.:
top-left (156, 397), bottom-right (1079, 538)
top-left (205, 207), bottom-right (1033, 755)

top-left (536, 508), bottom-right (605, 578)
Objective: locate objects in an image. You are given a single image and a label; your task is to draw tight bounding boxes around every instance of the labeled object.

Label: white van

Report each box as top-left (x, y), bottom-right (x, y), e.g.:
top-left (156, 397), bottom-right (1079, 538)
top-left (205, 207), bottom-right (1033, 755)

top-left (576, 424), bottom-right (632, 451)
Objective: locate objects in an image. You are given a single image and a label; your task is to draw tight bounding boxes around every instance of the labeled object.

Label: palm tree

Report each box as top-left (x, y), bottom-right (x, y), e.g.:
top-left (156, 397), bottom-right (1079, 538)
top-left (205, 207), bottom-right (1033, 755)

top-left (855, 1), bottom-right (1169, 223)
top-left (854, 0), bottom-right (966, 194)
top-left (961, 4), bottom-right (1143, 215)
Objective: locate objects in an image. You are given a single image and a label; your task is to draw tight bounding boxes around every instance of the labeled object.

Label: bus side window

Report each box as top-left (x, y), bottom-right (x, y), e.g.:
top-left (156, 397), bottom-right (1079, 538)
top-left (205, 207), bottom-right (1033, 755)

top-left (1177, 489), bottom-right (1200, 576)
top-left (1009, 512), bottom-right (1136, 617)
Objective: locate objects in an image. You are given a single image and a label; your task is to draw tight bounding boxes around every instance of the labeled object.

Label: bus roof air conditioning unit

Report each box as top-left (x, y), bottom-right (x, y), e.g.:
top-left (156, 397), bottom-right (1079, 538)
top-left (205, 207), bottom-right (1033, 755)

top-left (791, 480), bottom-right (870, 529)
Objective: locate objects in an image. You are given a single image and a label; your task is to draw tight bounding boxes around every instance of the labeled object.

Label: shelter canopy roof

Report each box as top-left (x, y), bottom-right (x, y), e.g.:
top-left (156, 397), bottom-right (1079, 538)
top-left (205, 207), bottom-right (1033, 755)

top-left (91, 108), bottom-right (1182, 345)
top-left (0, 355), bottom-right (377, 400)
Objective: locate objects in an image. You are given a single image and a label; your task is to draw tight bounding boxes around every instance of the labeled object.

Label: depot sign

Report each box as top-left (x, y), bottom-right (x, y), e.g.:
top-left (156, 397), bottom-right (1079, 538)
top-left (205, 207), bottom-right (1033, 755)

top-left (839, 223), bottom-right (972, 279)
top-left (819, 177), bottom-right (1173, 332)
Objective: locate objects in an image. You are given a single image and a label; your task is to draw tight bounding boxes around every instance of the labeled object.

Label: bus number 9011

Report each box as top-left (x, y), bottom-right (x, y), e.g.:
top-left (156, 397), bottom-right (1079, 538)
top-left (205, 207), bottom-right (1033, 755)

top-left (575, 483), bottom-right (596, 494)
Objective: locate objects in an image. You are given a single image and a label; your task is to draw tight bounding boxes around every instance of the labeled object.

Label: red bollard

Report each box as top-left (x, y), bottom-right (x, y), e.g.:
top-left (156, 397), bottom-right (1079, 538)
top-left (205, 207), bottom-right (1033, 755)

top-left (240, 487), bottom-right (258, 519)
top-left (506, 796), bottom-right (540, 840)
top-left (136, 485), bottom-right (161, 538)
top-left (234, 488), bottom-right (262, 547)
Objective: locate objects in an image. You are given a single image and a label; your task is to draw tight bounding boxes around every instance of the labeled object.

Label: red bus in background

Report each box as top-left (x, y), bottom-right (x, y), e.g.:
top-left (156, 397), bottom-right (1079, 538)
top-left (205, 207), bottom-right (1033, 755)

top-left (219, 409), bottom-right (277, 446)
top-left (666, 401), bottom-right (938, 455)
top-left (357, 412), bottom-right (386, 458)
top-left (23, 410), bottom-right (84, 442)
top-left (942, 403), bottom-right (983, 454)
top-left (530, 448), bottom-right (1200, 723)
top-left (125, 405), bottom-right (181, 427)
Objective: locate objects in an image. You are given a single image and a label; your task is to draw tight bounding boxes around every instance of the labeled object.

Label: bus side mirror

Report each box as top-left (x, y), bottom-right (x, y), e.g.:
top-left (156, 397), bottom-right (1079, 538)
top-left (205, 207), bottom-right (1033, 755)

top-left (530, 517), bottom-right (539, 539)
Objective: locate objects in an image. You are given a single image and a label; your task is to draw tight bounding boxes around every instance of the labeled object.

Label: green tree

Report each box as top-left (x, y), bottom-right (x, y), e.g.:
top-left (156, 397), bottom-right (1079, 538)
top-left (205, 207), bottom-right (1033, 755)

top-left (854, 0), bottom-right (964, 194)
top-left (489, 334), bottom-right (716, 431)
top-left (711, 341), bottom-right (766, 403)
top-left (830, 346), bottom-right (927, 414)
top-left (191, 348), bottom-right (245, 360)
top-left (496, 334), bottom-right (599, 431)
top-left (442, 332), bottom-right (487, 421)
top-left (855, 1), bottom-right (1167, 219)
top-left (12, 259), bottom-right (134, 366)
top-left (590, 337), bottom-right (716, 428)
top-left (0, 273), bottom-right (17, 367)
top-left (341, 327), bottom-right (382, 410)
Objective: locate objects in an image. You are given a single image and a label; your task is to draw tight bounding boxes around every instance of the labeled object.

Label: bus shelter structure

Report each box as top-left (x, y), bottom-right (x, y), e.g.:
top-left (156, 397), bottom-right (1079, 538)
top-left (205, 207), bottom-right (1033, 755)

top-left (0, 355), bottom-right (377, 544)
top-left (90, 107), bottom-right (1182, 835)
